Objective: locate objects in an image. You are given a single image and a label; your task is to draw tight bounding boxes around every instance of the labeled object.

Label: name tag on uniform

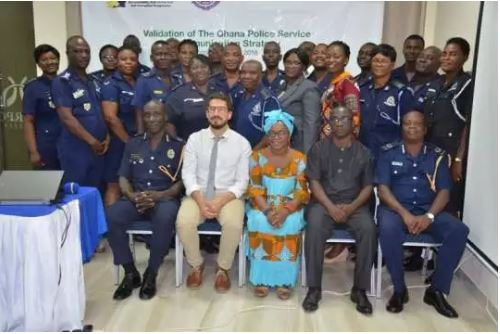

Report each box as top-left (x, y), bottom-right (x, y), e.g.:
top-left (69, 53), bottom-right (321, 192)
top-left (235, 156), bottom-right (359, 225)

top-left (384, 96), bottom-right (396, 107)
top-left (184, 98), bottom-right (204, 103)
top-left (391, 161), bottom-right (403, 166)
top-left (121, 90), bottom-right (134, 96)
top-left (153, 90), bottom-right (164, 95)
top-left (73, 89), bottom-right (85, 99)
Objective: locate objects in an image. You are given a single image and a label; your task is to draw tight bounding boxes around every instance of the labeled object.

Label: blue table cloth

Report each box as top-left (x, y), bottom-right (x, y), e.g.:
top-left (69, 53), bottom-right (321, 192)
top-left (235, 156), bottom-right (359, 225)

top-left (0, 187), bottom-right (107, 263)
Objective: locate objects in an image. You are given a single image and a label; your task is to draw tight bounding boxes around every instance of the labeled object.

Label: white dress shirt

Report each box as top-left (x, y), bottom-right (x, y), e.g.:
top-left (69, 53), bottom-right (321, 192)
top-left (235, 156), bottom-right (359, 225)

top-left (182, 127), bottom-right (251, 198)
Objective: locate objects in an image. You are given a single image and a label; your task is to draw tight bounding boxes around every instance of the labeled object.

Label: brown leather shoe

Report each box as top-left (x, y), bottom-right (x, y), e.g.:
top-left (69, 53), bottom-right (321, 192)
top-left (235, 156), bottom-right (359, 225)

top-left (214, 267), bottom-right (231, 293)
top-left (186, 264), bottom-right (204, 289)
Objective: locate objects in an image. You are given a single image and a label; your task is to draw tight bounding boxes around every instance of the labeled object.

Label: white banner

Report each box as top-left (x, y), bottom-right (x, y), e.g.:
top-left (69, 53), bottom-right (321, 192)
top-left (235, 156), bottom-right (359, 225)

top-left (82, 1), bottom-right (384, 74)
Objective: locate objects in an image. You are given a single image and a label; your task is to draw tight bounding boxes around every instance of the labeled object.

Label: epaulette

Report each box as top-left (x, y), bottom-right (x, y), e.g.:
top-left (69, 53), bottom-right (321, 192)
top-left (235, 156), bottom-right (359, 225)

top-left (24, 77), bottom-right (38, 87)
top-left (259, 87), bottom-right (271, 100)
top-left (390, 79), bottom-right (405, 90)
top-left (381, 141), bottom-right (401, 152)
top-left (427, 143), bottom-right (446, 156)
top-left (60, 71), bottom-right (72, 81)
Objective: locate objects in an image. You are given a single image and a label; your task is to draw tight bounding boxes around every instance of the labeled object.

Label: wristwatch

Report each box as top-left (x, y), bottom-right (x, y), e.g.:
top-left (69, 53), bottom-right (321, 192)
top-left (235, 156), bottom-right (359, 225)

top-left (454, 157), bottom-right (462, 162)
top-left (425, 212), bottom-right (435, 222)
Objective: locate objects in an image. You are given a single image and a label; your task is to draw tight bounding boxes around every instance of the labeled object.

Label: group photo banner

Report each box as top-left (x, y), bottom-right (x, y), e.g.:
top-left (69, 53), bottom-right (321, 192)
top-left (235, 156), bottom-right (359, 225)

top-left (82, 1), bottom-right (384, 73)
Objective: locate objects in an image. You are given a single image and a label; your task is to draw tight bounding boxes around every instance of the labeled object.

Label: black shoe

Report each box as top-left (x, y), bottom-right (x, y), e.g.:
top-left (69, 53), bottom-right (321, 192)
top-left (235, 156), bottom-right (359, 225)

top-left (350, 287), bottom-right (373, 315)
top-left (113, 271), bottom-right (141, 300)
top-left (139, 269), bottom-right (157, 300)
top-left (386, 288), bottom-right (409, 313)
top-left (302, 288), bottom-right (322, 312)
top-left (423, 286), bottom-right (459, 318)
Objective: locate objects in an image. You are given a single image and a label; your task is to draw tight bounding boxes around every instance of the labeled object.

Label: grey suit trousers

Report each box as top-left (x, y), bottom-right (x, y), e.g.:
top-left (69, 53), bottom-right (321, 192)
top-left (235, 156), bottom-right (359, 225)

top-left (305, 202), bottom-right (377, 290)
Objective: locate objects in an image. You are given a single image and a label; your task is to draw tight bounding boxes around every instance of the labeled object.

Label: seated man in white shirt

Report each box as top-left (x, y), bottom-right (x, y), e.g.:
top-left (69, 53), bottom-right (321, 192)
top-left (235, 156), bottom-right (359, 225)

top-left (177, 92), bottom-right (252, 293)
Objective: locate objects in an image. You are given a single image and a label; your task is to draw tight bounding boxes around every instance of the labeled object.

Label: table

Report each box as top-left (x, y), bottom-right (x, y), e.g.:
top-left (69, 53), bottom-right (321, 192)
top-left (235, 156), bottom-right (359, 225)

top-left (0, 187), bottom-right (107, 331)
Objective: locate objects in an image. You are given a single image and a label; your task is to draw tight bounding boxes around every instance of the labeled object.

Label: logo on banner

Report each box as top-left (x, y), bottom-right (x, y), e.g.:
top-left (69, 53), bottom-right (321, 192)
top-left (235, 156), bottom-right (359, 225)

top-left (106, 1), bottom-right (126, 8)
top-left (192, 1), bottom-right (219, 10)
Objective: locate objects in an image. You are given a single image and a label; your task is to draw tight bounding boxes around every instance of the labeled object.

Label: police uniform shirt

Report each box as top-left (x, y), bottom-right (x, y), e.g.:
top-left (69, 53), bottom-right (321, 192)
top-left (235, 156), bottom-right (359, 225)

top-left (359, 78), bottom-right (416, 159)
top-left (423, 71), bottom-right (473, 156)
top-left (101, 71), bottom-right (137, 135)
top-left (89, 70), bottom-right (110, 85)
top-left (262, 69), bottom-right (286, 96)
top-left (138, 62), bottom-right (151, 75)
top-left (231, 85), bottom-right (281, 147)
top-left (118, 133), bottom-right (184, 192)
top-left (170, 63), bottom-right (187, 89)
top-left (210, 72), bottom-right (243, 96)
top-left (132, 68), bottom-right (173, 109)
top-left (409, 75), bottom-right (441, 112)
top-left (22, 75), bottom-right (61, 145)
top-left (354, 72), bottom-right (372, 87)
top-left (374, 142), bottom-right (452, 212)
top-left (51, 68), bottom-right (108, 142)
top-left (391, 65), bottom-right (411, 86)
top-left (308, 71), bottom-right (334, 96)
top-left (306, 138), bottom-right (374, 203)
top-left (166, 82), bottom-right (222, 141)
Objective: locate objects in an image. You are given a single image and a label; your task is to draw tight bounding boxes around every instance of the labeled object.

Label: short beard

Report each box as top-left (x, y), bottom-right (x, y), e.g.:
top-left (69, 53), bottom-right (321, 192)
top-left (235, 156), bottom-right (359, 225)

top-left (209, 121), bottom-right (228, 130)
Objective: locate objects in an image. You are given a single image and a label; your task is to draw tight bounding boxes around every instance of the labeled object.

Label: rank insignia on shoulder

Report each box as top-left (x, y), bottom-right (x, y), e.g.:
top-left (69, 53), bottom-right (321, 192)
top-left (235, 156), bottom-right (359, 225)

top-left (167, 148), bottom-right (175, 159)
top-left (381, 142), bottom-right (395, 151)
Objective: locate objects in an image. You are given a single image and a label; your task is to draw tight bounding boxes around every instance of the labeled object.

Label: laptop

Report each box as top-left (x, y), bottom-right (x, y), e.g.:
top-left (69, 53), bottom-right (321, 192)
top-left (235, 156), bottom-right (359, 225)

top-left (0, 170), bottom-right (64, 205)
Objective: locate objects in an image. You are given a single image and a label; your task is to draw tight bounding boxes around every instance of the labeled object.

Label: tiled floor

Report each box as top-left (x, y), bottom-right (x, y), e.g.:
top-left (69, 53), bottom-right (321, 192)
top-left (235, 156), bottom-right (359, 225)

top-left (83, 243), bottom-right (497, 331)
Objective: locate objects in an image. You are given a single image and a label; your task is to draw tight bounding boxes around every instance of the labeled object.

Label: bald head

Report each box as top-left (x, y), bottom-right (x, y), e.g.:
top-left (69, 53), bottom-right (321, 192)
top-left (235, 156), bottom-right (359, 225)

top-left (416, 46), bottom-right (442, 75)
top-left (66, 35), bottom-right (88, 51)
top-left (66, 35), bottom-right (90, 70)
top-left (143, 100), bottom-right (167, 134)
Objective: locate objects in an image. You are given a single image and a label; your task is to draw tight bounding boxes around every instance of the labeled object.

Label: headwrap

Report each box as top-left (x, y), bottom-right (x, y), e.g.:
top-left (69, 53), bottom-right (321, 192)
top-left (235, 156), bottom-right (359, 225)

top-left (263, 109), bottom-right (295, 135)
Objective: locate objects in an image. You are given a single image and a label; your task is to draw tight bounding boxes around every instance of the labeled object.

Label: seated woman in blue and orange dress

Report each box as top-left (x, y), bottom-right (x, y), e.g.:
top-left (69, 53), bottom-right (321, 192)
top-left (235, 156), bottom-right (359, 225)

top-left (246, 110), bottom-right (310, 300)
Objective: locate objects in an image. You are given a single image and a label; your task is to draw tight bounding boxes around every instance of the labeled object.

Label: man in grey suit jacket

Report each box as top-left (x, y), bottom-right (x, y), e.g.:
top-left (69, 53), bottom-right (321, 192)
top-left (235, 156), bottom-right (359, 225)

top-left (278, 48), bottom-right (321, 154)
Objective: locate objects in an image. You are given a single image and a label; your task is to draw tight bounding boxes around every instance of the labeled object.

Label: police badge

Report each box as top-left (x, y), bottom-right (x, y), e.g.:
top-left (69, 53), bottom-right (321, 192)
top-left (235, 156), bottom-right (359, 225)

top-left (83, 102), bottom-right (91, 111)
top-left (167, 149), bottom-right (175, 159)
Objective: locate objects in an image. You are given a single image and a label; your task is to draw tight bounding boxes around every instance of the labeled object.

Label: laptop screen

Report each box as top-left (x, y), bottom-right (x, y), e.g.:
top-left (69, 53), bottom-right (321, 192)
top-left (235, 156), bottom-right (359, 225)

top-left (0, 170), bottom-right (64, 204)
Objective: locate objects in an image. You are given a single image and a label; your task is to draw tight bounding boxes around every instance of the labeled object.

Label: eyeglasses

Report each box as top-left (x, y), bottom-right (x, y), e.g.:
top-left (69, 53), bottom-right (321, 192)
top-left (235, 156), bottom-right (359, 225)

top-left (330, 116), bottom-right (351, 123)
top-left (101, 55), bottom-right (117, 60)
top-left (268, 130), bottom-right (288, 138)
top-left (207, 106), bottom-right (229, 113)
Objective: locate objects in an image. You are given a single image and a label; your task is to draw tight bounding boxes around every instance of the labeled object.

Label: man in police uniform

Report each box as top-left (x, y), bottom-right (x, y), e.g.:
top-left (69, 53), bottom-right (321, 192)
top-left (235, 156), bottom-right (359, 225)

top-left (107, 99), bottom-right (184, 300)
top-left (359, 44), bottom-right (415, 161)
top-left (211, 42), bottom-right (244, 96)
top-left (354, 42), bottom-right (376, 86)
top-left (375, 111), bottom-right (469, 318)
top-left (132, 40), bottom-right (174, 133)
top-left (410, 46), bottom-right (442, 111)
top-left (51, 35), bottom-right (109, 188)
top-left (232, 60), bottom-right (280, 148)
top-left (391, 35), bottom-right (425, 85)
top-left (261, 41), bottom-right (285, 96)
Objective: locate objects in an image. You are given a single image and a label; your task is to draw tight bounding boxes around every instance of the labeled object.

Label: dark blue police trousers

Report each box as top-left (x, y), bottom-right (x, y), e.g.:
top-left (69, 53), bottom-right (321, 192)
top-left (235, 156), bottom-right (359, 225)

top-left (378, 205), bottom-right (469, 294)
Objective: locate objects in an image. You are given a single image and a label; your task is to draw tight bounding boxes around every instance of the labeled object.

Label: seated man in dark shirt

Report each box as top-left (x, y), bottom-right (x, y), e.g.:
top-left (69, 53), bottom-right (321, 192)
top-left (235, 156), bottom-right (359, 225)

top-left (106, 100), bottom-right (184, 301)
top-left (303, 102), bottom-right (377, 315)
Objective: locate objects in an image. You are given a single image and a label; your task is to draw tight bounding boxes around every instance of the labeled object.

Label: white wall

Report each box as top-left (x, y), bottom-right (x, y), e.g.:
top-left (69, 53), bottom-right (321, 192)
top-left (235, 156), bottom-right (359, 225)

top-left (423, 1), bottom-right (480, 71)
top-left (32, 1), bottom-right (68, 75)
